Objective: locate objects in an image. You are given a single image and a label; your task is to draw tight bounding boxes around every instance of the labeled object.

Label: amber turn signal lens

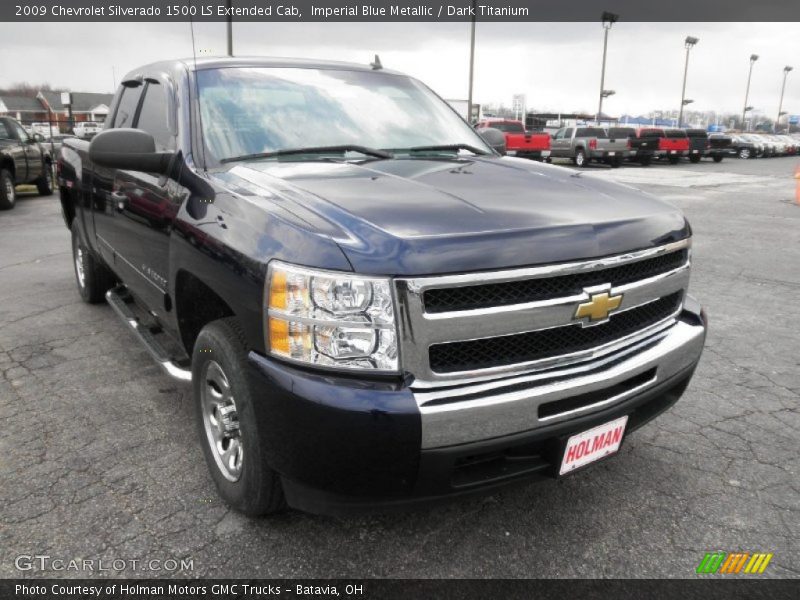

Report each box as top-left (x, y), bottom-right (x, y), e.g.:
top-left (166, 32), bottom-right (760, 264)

top-left (269, 269), bottom-right (288, 310)
top-left (268, 317), bottom-right (290, 355)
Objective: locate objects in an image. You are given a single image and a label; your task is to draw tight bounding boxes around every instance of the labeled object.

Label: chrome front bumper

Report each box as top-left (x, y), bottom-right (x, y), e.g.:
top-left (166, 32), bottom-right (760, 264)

top-left (413, 306), bottom-right (705, 449)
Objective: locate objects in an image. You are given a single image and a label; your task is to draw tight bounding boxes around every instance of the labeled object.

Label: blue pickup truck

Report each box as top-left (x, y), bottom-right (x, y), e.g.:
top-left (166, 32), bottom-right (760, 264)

top-left (58, 57), bottom-right (706, 515)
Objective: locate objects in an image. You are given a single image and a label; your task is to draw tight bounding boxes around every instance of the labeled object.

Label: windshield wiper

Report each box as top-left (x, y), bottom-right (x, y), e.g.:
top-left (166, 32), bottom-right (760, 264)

top-left (219, 145), bottom-right (393, 163)
top-left (403, 144), bottom-right (490, 156)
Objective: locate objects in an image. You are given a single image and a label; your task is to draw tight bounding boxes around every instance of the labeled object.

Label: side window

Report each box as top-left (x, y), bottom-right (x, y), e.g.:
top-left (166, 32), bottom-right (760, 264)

top-left (0, 123), bottom-right (10, 139)
top-left (135, 81), bottom-right (174, 151)
top-left (564, 128), bottom-right (574, 139)
top-left (113, 84), bottom-right (143, 129)
top-left (554, 128), bottom-right (565, 139)
top-left (13, 123), bottom-right (29, 142)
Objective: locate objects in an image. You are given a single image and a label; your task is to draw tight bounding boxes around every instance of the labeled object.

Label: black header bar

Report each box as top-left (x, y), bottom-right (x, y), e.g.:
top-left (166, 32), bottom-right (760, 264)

top-left (3, 0), bottom-right (800, 22)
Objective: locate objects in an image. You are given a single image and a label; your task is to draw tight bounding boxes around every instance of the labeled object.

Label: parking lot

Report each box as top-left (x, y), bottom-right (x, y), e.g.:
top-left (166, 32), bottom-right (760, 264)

top-left (0, 156), bottom-right (798, 579)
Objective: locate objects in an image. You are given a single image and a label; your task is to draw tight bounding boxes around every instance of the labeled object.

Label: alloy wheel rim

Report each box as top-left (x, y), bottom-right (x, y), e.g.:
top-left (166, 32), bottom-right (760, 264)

top-left (5, 177), bottom-right (13, 201)
top-left (74, 246), bottom-right (85, 288)
top-left (201, 360), bottom-right (243, 482)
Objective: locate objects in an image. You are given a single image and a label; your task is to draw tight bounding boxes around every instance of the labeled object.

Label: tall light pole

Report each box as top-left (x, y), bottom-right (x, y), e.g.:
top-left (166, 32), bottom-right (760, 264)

top-left (776, 65), bottom-right (793, 132)
top-left (466, 0), bottom-right (476, 123)
top-left (597, 11), bottom-right (618, 122)
top-left (742, 54), bottom-right (758, 129)
top-left (678, 36), bottom-right (698, 128)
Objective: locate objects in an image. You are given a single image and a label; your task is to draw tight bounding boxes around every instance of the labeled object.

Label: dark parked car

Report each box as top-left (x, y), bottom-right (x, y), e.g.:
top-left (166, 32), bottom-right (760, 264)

top-left (729, 134), bottom-right (761, 159)
top-left (0, 116), bottom-right (54, 209)
top-left (58, 57), bottom-right (706, 516)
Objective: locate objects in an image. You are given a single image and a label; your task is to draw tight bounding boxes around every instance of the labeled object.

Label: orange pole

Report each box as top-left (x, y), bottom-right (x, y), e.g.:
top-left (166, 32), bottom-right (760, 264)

top-left (796, 164), bottom-right (800, 205)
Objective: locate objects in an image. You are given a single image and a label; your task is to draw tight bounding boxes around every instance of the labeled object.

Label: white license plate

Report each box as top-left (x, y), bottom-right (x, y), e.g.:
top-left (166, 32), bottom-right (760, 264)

top-left (559, 416), bottom-right (628, 475)
top-left (692, 150), bottom-right (699, 154)
top-left (670, 150), bottom-right (677, 154)
top-left (608, 151), bottom-right (616, 156)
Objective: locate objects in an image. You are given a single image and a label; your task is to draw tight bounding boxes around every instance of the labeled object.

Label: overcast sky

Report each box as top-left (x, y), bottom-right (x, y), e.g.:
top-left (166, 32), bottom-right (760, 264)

top-left (0, 21), bottom-right (798, 117)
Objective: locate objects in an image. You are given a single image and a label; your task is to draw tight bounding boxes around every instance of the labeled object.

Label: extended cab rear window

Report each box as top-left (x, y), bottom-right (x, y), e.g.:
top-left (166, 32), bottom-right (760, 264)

top-left (576, 128), bottom-right (606, 137)
top-left (489, 122), bottom-right (524, 133)
top-left (639, 129), bottom-right (664, 137)
top-left (607, 128), bottom-right (634, 138)
top-left (665, 130), bottom-right (688, 138)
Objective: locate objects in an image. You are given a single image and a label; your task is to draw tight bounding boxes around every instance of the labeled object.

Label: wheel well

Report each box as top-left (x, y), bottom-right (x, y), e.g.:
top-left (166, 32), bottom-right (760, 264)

top-left (174, 270), bottom-right (236, 355)
top-left (59, 186), bottom-right (75, 227)
top-left (1, 158), bottom-right (14, 180)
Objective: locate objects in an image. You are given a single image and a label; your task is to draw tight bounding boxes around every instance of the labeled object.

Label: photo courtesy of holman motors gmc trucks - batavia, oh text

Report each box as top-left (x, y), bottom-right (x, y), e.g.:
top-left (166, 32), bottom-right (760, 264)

top-left (58, 56), bottom-right (706, 516)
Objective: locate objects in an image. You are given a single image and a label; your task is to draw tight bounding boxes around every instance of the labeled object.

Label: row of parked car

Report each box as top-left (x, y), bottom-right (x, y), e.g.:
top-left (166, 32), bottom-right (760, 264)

top-left (475, 118), bottom-right (799, 167)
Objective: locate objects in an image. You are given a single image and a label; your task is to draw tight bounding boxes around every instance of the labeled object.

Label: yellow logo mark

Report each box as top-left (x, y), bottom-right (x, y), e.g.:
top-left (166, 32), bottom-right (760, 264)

top-left (575, 291), bottom-right (623, 322)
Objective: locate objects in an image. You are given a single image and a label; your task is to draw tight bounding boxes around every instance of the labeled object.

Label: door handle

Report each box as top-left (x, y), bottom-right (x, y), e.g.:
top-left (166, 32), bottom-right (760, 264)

top-left (110, 191), bottom-right (128, 211)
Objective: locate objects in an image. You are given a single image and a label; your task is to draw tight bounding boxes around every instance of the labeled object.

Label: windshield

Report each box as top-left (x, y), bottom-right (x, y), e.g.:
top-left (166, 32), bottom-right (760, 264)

top-left (196, 67), bottom-right (491, 162)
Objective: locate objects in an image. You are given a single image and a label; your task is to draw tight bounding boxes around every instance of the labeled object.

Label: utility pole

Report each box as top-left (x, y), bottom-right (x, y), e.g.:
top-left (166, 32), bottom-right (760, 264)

top-left (226, 0), bottom-right (233, 56)
top-left (466, 0), bottom-right (476, 123)
top-left (678, 36), bottom-right (698, 128)
top-left (597, 11), bottom-right (618, 122)
top-left (742, 54), bottom-right (758, 129)
top-left (776, 65), bottom-right (793, 133)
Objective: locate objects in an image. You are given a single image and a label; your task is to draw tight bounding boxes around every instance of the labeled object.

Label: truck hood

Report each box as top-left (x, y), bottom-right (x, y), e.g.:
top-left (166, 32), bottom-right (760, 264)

top-left (215, 156), bottom-right (689, 276)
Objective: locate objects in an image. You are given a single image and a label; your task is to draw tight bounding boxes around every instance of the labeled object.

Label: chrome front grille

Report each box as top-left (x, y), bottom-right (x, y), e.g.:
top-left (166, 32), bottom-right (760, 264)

top-left (429, 292), bottom-right (683, 373)
top-left (395, 239), bottom-right (691, 388)
top-left (423, 249), bottom-right (688, 313)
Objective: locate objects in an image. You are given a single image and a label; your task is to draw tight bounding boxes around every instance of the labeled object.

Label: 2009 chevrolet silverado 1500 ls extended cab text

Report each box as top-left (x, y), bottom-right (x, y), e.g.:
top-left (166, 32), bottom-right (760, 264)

top-left (58, 58), bottom-right (706, 516)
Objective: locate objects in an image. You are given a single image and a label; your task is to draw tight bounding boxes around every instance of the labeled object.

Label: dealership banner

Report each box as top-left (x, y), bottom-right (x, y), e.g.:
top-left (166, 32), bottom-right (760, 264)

top-left (2, 0), bottom-right (800, 21)
top-left (2, 579), bottom-right (798, 599)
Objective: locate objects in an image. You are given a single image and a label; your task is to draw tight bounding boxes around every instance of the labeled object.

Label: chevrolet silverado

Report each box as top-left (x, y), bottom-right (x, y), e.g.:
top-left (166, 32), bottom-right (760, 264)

top-left (58, 57), bottom-right (706, 516)
top-left (0, 116), bottom-right (54, 210)
top-left (474, 119), bottom-right (551, 161)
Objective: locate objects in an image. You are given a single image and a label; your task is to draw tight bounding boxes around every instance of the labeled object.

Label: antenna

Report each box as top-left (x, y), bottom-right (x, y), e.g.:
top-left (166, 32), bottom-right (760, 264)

top-left (189, 10), bottom-right (208, 171)
top-left (370, 54), bottom-right (383, 70)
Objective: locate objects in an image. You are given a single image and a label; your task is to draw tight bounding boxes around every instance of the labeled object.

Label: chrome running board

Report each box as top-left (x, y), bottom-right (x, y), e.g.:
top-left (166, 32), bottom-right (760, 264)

top-left (106, 287), bottom-right (192, 383)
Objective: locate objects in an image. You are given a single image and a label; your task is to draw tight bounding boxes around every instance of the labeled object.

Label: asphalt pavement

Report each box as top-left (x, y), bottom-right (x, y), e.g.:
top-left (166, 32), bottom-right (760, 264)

top-left (1, 155), bottom-right (798, 578)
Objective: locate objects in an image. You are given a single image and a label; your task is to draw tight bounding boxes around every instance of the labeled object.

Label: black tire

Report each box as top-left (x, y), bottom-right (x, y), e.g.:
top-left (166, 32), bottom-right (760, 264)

top-left (638, 155), bottom-right (652, 167)
top-left (574, 149), bottom-right (588, 167)
top-left (738, 148), bottom-right (751, 159)
top-left (36, 163), bottom-right (53, 196)
top-left (71, 220), bottom-right (115, 303)
top-left (668, 155), bottom-right (680, 165)
top-left (0, 169), bottom-right (16, 210)
top-left (712, 155), bottom-right (723, 163)
top-left (689, 154), bottom-right (701, 164)
top-left (193, 317), bottom-right (286, 516)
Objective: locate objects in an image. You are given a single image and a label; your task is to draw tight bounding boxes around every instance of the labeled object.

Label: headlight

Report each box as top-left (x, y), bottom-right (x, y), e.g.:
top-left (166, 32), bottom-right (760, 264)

top-left (266, 261), bottom-right (398, 372)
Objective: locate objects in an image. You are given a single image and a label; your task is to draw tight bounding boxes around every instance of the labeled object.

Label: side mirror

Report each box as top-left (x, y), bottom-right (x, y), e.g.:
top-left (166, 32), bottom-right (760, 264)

top-left (89, 128), bottom-right (174, 174)
top-left (477, 127), bottom-right (506, 155)
top-left (32, 133), bottom-right (45, 143)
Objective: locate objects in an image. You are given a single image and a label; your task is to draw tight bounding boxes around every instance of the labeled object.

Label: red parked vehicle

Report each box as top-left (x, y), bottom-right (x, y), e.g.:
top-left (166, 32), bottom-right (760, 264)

top-left (637, 128), bottom-right (690, 164)
top-left (475, 119), bottom-right (551, 161)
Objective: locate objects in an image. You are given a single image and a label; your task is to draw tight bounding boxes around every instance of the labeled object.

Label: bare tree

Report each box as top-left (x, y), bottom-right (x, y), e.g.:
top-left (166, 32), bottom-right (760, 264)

top-left (0, 82), bottom-right (58, 96)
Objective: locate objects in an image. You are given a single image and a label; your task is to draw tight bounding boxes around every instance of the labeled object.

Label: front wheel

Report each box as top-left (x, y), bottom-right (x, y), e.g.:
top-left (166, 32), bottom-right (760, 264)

top-left (712, 155), bottom-right (723, 163)
top-left (71, 220), bottom-right (115, 303)
top-left (193, 318), bottom-right (286, 516)
top-left (0, 169), bottom-right (16, 210)
top-left (574, 149), bottom-right (588, 167)
top-left (689, 154), bottom-right (701, 164)
top-left (638, 155), bottom-right (652, 167)
top-left (738, 148), bottom-right (751, 159)
top-left (668, 155), bottom-right (680, 165)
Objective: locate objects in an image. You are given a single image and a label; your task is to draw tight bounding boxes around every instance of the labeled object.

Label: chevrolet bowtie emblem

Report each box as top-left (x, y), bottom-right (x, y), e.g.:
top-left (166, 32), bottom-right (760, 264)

top-left (575, 291), bottom-right (623, 324)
